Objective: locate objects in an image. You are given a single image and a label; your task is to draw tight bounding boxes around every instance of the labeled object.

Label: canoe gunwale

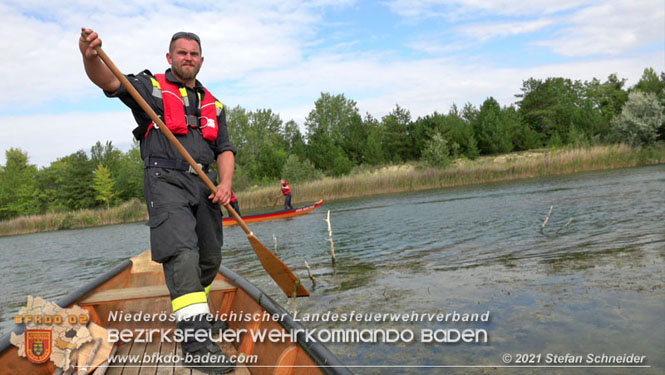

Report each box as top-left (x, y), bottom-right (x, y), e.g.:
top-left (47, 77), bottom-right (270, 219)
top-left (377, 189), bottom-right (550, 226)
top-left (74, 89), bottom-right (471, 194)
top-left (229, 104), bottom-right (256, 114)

top-left (219, 265), bottom-right (352, 375)
top-left (0, 258), bottom-right (351, 374)
top-left (0, 259), bottom-right (133, 354)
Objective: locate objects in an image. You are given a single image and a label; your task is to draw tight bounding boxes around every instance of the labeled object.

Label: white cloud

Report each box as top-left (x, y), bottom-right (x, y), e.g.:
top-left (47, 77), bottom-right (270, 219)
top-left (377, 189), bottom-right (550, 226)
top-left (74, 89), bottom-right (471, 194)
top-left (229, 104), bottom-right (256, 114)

top-left (0, 0), bottom-right (663, 168)
top-left (385, 0), bottom-right (664, 58)
top-left (0, 1), bottom-right (326, 110)
top-left (458, 18), bottom-right (553, 41)
top-left (532, 0), bottom-right (665, 56)
top-left (1, 111), bottom-right (137, 167)
top-left (383, 0), bottom-right (590, 19)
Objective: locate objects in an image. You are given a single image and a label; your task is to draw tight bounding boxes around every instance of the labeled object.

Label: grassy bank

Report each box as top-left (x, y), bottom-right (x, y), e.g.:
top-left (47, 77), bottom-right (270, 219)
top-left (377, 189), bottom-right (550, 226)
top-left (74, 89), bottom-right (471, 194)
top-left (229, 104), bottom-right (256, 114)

top-left (1, 144), bottom-right (663, 237)
top-left (0, 198), bottom-right (147, 237)
top-left (239, 144), bottom-right (665, 208)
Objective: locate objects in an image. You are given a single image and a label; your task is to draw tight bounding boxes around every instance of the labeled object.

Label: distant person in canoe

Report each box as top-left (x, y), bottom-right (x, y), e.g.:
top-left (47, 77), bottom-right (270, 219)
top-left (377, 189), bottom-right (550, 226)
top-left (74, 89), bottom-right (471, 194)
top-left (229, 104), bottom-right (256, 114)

top-left (229, 190), bottom-right (240, 216)
top-left (80, 29), bottom-right (235, 374)
top-left (279, 179), bottom-right (294, 210)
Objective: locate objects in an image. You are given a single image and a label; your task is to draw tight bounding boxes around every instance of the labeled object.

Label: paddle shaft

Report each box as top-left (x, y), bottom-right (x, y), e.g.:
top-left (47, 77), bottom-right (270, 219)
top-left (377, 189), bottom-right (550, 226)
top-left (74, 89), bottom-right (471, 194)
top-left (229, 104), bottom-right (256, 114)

top-left (91, 46), bottom-right (255, 234)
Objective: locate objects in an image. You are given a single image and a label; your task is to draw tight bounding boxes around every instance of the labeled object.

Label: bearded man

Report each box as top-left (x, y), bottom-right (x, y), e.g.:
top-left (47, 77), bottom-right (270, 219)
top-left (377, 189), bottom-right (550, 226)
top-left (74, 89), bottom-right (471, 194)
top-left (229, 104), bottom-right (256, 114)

top-left (80, 28), bottom-right (235, 374)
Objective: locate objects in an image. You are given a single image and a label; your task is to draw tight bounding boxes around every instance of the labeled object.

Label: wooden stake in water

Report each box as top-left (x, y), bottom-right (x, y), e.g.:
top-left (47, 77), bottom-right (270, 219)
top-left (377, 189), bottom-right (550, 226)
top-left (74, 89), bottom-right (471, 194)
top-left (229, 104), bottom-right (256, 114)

top-left (325, 210), bottom-right (337, 266)
top-left (305, 260), bottom-right (317, 287)
top-left (291, 279), bottom-right (301, 314)
top-left (540, 205), bottom-right (553, 234)
top-left (273, 234), bottom-right (278, 255)
top-left (540, 205), bottom-right (574, 237)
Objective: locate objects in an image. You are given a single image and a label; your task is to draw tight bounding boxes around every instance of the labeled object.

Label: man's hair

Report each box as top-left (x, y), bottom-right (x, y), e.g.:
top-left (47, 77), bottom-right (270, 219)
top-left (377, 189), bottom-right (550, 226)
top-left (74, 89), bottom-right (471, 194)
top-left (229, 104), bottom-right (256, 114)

top-left (169, 32), bottom-right (202, 54)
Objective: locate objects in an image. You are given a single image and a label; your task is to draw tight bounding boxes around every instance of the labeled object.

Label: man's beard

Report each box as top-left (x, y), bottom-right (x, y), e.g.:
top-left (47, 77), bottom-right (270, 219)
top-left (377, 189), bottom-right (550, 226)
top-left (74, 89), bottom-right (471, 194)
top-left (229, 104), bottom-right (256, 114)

top-left (172, 62), bottom-right (200, 81)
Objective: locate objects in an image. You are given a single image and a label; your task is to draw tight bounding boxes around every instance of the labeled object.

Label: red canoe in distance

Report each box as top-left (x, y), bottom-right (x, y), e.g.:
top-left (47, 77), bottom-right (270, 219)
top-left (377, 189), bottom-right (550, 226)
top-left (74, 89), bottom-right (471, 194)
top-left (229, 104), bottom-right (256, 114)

top-left (223, 200), bottom-right (324, 227)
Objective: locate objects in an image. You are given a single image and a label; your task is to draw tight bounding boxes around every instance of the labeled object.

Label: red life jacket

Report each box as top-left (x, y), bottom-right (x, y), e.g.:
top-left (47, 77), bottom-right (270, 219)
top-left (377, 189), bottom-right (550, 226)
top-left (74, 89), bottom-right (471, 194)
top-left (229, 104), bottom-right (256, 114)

top-left (281, 182), bottom-right (291, 196)
top-left (146, 74), bottom-right (220, 142)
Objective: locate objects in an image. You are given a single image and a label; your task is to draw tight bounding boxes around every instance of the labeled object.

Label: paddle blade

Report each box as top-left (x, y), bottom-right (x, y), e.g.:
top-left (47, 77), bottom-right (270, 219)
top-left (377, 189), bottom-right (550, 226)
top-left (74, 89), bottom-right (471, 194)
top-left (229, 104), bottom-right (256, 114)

top-left (248, 235), bottom-right (310, 297)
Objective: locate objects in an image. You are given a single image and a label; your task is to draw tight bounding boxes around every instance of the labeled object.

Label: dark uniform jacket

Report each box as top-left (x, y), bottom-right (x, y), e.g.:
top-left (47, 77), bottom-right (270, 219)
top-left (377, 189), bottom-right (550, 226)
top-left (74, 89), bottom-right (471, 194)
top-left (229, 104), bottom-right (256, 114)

top-left (105, 69), bottom-right (235, 263)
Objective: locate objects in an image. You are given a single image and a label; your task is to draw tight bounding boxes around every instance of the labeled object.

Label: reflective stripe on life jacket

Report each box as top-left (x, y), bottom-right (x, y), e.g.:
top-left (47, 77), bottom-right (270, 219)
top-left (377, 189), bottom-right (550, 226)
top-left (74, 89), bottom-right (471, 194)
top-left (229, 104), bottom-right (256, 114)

top-left (145, 74), bottom-right (223, 142)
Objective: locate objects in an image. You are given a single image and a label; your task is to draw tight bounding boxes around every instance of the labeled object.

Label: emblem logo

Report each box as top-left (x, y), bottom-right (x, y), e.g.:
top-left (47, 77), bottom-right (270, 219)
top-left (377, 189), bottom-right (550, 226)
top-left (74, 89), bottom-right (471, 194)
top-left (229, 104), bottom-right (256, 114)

top-left (25, 329), bottom-right (52, 364)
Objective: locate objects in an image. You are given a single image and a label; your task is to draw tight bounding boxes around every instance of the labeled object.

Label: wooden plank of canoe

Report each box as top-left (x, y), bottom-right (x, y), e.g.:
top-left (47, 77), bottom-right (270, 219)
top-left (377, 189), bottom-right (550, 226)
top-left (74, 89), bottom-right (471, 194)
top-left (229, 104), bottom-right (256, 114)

top-left (174, 342), bottom-right (189, 375)
top-left (130, 251), bottom-right (164, 273)
top-left (138, 338), bottom-right (162, 375)
top-left (155, 340), bottom-right (175, 375)
top-left (105, 341), bottom-right (133, 375)
top-left (81, 280), bottom-right (235, 304)
top-left (123, 338), bottom-right (148, 375)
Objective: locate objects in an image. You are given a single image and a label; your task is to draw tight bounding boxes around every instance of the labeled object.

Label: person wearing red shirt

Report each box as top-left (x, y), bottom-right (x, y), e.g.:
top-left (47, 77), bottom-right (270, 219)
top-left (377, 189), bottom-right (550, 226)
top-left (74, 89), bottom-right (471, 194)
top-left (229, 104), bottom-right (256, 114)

top-left (229, 190), bottom-right (240, 216)
top-left (279, 179), bottom-right (293, 210)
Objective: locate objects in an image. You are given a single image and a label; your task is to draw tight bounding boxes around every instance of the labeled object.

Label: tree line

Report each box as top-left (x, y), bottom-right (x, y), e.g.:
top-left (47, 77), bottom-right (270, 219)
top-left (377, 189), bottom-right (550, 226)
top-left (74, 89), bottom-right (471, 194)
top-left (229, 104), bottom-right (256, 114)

top-left (1, 67), bottom-right (663, 221)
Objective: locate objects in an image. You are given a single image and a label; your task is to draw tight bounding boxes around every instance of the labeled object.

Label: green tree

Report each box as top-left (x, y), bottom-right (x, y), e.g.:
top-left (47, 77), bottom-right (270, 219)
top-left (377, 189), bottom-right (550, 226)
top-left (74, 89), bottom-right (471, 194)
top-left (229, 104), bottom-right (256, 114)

top-left (461, 102), bottom-right (478, 124)
top-left (502, 106), bottom-right (541, 151)
top-left (517, 77), bottom-right (584, 143)
top-left (412, 109), bottom-right (479, 160)
top-left (583, 74), bottom-right (628, 140)
top-left (586, 74), bottom-right (628, 120)
top-left (632, 68), bottom-right (665, 139)
top-left (361, 114), bottom-right (385, 165)
top-left (422, 132), bottom-right (452, 167)
top-left (56, 150), bottom-right (96, 210)
top-left (114, 141), bottom-right (143, 201)
top-left (35, 157), bottom-right (70, 213)
top-left (380, 105), bottom-right (413, 163)
top-left (281, 154), bottom-right (323, 183)
top-left (93, 163), bottom-right (117, 209)
top-left (282, 120), bottom-right (307, 160)
top-left (305, 93), bottom-right (361, 173)
top-left (90, 141), bottom-right (122, 175)
top-left (633, 67), bottom-right (665, 100)
top-left (611, 91), bottom-right (664, 146)
top-left (227, 106), bottom-right (290, 182)
top-left (0, 148), bottom-right (40, 219)
top-left (474, 97), bottom-right (514, 154)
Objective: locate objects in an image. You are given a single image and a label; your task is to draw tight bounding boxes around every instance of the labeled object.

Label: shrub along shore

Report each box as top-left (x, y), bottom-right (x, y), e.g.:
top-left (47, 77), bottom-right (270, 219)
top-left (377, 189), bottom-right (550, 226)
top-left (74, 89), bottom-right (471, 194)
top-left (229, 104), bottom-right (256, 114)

top-left (1, 144), bottom-right (663, 237)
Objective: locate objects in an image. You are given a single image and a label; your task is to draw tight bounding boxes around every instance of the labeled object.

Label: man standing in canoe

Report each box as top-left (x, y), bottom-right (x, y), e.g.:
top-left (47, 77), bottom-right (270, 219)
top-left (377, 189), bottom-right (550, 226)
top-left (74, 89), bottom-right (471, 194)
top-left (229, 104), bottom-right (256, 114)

top-left (79, 29), bottom-right (235, 374)
top-left (279, 179), bottom-right (294, 210)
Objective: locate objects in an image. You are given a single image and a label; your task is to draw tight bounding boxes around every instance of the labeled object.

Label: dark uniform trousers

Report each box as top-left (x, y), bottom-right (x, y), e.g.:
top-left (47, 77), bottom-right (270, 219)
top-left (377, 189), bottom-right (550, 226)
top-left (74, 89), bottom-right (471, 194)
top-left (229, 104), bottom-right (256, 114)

top-left (144, 166), bottom-right (223, 352)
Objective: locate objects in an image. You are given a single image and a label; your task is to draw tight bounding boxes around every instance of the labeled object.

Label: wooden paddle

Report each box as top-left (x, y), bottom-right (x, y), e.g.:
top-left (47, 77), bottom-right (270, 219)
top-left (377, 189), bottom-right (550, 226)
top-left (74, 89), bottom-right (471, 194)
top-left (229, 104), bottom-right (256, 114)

top-left (84, 34), bottom-right (309, 297)
top-left (272, 195), bottom-right (281, 208)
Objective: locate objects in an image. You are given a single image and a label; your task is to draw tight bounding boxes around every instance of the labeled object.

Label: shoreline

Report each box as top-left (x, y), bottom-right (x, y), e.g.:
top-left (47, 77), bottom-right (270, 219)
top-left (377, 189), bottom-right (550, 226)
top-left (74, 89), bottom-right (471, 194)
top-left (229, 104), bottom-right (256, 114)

top-left (1, 144), bottom-right (663, 237)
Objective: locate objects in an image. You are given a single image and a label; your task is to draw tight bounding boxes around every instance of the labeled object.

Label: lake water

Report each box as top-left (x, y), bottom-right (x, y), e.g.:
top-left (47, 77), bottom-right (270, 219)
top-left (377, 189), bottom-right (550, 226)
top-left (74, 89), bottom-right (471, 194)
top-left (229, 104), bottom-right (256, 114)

top-left (1, 165), bottom-right (663, 374)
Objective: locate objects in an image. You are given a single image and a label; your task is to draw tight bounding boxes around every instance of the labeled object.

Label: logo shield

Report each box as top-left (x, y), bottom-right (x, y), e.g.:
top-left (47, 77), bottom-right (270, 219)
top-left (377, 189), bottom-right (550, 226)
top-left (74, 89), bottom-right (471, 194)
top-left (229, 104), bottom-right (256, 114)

top-left (25, 329), bottom-right (52, 364)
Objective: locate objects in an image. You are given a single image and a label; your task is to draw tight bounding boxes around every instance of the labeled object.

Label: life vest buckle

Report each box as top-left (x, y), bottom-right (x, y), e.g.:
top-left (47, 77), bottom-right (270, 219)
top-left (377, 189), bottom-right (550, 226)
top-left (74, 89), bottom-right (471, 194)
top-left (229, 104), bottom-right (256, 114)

top-left (186, 115), bottom-right (199, 128)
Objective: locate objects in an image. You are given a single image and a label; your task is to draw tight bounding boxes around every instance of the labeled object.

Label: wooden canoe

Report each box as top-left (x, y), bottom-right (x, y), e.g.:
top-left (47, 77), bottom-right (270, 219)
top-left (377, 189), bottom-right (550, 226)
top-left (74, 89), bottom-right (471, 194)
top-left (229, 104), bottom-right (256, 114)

top-left (0, 250), bottom-right (350, 375)
top-left (223, 200), bottom-right (324, 227)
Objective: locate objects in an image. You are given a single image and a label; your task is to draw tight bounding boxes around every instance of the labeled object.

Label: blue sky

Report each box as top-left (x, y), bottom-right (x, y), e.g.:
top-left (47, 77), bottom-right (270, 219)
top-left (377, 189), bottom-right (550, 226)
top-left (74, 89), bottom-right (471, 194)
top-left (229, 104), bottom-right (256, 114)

top-left (1, 0), bottom-right (663, 166)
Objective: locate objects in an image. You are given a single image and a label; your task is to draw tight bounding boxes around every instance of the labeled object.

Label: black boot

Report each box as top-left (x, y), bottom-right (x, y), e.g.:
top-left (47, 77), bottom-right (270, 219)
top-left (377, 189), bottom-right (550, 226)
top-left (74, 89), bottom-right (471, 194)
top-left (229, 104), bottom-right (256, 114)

top-left (178, 314), bottom-right (235, 374)
top-left (183, 342), bottom-right (235, 374)
top-left (211, 319), bottom-right (229, 337)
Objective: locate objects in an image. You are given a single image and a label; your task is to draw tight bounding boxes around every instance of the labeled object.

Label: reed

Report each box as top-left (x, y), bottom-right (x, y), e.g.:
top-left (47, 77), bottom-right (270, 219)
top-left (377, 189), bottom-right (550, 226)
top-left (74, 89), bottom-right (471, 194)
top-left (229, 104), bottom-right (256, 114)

top-left (237, 144), bottom-right (665, 208)
top-left (0, 198), bottom-right (147, 237)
